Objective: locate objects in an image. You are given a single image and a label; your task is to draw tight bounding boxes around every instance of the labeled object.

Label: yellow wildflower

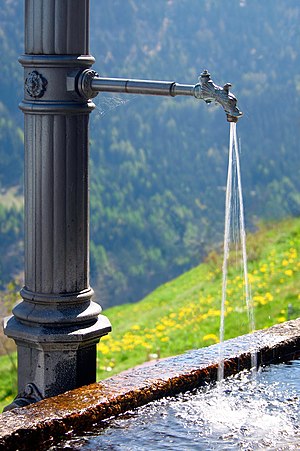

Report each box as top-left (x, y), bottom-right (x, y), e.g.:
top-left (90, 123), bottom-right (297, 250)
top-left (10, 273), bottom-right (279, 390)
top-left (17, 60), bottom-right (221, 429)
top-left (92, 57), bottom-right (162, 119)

top-left (131, 324), bottom-right (141, 331)
top-left (207, 308), bottom-right (221, 317)
top-left (156, 324), bottom-right (166, 331)
top-left (259, 265), bottom-right (267, 273)
top-left (98, 343), bottom-right (110, 355)
top-left (253, 295), bottom-right (266, 305)
top-left (203, 334), bottom-right (219, 343)
top-left (175, 324), bottom-right (183, 329)
top-left (277, 316), bottom-right (286, 323)
top-left (248, 273), bottom-right (255, 283)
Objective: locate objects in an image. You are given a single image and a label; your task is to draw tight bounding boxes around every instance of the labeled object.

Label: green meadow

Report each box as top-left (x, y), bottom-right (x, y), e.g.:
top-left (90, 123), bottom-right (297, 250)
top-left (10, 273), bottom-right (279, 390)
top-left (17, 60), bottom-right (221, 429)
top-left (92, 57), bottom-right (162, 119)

top-left (1, 217), bottom-right (300, 411)
top-left (96, 217), bottom-right (300, 378)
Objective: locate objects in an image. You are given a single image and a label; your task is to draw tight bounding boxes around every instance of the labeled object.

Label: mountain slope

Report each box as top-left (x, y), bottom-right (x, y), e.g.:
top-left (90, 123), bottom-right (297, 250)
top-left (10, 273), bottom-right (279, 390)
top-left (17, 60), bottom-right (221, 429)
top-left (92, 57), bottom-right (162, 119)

top-left (1, 0), bottom-right (300, 307)
top-left (97, 217), bottom-right (300, 378)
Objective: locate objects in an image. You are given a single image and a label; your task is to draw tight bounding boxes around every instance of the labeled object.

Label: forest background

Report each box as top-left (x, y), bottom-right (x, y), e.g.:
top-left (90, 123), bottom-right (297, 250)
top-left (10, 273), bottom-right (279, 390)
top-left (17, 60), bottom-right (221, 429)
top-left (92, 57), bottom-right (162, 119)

top-left (1, 0), bottom-right (300, 308)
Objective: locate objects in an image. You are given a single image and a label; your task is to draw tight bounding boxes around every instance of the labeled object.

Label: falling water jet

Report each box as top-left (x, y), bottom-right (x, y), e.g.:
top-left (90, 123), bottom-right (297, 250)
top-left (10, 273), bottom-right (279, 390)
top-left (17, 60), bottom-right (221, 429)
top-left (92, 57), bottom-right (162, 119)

top-left (218, 123), bottom-right (256, 383)
top-left (232, 123), bottom-right (257, 373)
top-left (218, 124), bottom-right (234, 382)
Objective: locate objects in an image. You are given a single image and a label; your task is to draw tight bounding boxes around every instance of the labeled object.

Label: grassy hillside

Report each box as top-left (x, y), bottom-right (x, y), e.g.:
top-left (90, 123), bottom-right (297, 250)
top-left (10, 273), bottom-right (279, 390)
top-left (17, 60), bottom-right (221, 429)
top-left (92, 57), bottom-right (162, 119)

top-left (1, 217), bottom-right (300, 411)
top-left (96, 217), bottom-right (300, 378)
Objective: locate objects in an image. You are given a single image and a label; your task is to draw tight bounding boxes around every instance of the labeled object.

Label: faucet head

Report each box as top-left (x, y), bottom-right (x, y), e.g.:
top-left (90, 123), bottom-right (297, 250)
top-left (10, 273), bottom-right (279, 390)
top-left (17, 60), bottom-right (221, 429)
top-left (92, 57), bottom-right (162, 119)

top-left (196, 71), bottom-right (243, 122)
top-left (224, 91), bottom-right (243, 122)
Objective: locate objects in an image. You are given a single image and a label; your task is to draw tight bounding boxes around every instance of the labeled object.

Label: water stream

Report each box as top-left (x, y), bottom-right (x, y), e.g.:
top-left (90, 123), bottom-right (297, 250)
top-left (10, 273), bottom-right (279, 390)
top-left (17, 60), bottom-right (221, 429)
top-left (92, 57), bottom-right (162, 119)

top-left (218, 123), bottom-right (255, 381)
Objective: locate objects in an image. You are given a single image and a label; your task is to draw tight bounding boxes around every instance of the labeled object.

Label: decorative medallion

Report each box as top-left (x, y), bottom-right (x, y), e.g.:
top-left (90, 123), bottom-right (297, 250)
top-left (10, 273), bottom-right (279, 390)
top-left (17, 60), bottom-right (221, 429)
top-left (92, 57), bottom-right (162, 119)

top-left (25, 70), bottom-right (48, 98)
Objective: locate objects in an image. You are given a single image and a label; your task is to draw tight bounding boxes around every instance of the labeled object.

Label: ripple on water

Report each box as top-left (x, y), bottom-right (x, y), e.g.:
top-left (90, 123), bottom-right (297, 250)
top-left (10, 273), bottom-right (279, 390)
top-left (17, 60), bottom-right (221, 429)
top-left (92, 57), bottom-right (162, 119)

top-left (49, 360), bottom-right (300, 451)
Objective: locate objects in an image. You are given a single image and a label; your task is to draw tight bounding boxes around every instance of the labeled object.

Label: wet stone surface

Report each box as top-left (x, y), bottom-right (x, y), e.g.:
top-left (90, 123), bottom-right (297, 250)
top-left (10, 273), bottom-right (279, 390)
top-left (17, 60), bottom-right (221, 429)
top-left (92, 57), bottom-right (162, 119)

top-left (0, 319), bottom-right (299, 450)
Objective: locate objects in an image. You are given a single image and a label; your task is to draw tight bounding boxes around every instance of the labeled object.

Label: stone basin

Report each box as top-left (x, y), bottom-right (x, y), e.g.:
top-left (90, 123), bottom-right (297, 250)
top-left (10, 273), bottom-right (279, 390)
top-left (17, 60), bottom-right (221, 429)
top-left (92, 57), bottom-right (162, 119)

top-left (0, 318), bottom-right (299, 450)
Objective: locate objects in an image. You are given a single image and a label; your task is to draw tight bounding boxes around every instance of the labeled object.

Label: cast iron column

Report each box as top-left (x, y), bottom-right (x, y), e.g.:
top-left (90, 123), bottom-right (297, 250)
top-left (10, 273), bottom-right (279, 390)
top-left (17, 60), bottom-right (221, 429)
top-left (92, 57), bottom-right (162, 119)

top-left (4, 0), bottom-right (111, 407)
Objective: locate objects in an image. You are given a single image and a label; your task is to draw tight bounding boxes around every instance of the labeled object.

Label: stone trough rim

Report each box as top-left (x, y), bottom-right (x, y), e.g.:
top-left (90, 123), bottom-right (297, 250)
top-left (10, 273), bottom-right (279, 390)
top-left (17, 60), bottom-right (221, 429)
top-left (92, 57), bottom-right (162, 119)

top-left (0, 318), bottom-right (299, 451)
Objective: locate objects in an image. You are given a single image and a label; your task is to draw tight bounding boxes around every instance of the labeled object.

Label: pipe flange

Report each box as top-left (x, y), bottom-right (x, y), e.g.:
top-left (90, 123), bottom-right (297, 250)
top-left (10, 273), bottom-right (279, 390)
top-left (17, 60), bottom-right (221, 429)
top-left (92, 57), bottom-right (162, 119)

top-left (77, 69), bottom-right (99, 99)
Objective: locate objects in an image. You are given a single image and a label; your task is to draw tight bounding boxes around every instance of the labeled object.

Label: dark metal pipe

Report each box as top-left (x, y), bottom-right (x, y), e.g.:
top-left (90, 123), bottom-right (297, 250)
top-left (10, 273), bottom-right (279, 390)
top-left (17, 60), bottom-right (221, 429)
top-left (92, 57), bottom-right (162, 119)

top-left (77, 69), bottom-right (243, 122)
top-left (91, 77), bottom-right (195, 97)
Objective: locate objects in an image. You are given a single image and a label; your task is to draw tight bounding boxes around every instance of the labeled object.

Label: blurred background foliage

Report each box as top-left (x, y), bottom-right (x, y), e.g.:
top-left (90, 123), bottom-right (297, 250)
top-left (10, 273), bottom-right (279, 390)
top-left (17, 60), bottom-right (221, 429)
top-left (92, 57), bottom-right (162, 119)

top-left (0, 0), bottom-right (300, 307)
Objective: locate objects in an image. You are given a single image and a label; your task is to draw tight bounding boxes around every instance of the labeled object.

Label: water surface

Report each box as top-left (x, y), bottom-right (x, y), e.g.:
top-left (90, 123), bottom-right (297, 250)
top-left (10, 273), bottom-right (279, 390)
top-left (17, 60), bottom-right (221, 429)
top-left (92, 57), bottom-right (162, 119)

top-left (50, 360), bottom-right (300, 450)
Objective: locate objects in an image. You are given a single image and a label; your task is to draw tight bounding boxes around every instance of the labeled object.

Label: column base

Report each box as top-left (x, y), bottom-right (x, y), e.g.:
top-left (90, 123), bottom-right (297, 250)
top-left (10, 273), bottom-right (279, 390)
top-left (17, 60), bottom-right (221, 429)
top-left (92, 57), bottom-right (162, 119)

top-left (3, 313), bottom-right (111, 409)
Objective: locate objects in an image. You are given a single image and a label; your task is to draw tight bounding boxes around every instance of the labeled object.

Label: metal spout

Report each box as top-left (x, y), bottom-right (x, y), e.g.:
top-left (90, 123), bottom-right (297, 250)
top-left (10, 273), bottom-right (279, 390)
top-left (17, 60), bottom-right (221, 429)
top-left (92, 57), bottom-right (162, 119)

top-left (75, 69), bottom-right (242, 122)
top-left (194, 70), bottom-right (243, 122)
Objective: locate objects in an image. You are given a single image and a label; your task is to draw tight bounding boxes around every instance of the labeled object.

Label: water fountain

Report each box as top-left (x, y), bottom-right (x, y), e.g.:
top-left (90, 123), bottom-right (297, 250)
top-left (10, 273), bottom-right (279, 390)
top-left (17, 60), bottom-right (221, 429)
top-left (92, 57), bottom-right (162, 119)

top-left (0, 320), bottom-right (299, 449)
top-left (3, 0), bottom-right (242, 411)
top-left (1, 0), bottom-right (300, 449)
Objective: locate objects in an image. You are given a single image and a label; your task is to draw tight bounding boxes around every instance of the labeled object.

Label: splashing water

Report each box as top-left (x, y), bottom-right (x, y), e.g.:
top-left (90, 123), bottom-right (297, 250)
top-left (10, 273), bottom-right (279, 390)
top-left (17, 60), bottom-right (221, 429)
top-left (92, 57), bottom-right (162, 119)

top-left (50, 360), bottom-right (300, 450)
top-left (218, 123), bottom-right (255, 381)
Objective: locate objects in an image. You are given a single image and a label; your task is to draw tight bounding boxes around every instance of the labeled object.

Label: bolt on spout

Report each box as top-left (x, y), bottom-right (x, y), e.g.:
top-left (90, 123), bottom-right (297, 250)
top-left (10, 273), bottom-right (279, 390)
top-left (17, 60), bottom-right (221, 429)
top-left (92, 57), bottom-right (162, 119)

top-left (194, 70), bottom-right (242, 122)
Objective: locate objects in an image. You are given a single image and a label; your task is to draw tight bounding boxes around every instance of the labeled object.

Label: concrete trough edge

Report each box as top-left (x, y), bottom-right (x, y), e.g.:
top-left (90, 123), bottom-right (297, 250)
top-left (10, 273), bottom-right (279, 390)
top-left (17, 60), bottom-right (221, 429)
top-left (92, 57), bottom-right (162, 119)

top-left (0, 318), bottom-right (299, 450)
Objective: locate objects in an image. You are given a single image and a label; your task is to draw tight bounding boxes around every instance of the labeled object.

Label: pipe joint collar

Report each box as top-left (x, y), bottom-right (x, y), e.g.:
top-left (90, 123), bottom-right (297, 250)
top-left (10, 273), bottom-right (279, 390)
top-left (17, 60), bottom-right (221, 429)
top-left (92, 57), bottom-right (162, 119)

top-left (76, 69), bottom-right (99, 99)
